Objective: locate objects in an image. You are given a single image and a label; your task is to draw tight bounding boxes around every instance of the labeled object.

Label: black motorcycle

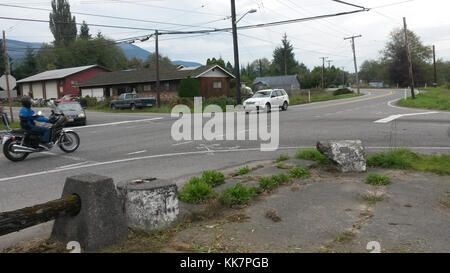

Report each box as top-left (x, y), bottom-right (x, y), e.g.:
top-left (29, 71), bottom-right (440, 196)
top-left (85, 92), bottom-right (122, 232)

top-left (1, 105), bottom-right (80, 162)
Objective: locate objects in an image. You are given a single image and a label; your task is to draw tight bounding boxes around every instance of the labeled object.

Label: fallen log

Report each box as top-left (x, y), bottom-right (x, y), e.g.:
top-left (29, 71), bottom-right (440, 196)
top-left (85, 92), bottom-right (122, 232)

top-left (0, 195), bottom-right (81, 236)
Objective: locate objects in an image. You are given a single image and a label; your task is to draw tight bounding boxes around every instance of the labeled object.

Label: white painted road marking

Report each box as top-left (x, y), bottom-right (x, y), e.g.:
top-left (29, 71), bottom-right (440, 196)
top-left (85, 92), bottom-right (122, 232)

top-left (374, 112), bottom-right (439, 123)
top-left (72, 117), bottom-right (164, 130)
top-left (127, 150), bottom-right (147, 155)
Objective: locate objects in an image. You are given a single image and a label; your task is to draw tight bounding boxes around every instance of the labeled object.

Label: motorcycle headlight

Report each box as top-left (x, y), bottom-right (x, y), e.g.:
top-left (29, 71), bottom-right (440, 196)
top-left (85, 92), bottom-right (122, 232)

top-left (78, 113), bottom-right (85, 118)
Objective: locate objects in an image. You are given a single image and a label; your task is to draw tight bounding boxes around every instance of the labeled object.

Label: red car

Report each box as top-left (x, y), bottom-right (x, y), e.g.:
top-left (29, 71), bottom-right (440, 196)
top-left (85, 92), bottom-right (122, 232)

top-left (56, 95), bottom-right (79, 104)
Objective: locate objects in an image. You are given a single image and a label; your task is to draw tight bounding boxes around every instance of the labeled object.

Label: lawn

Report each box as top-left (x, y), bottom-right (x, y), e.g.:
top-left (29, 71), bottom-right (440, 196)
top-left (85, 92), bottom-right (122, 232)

top-left (289, 92), bottom-right (362, 106)
top-left (0, 120), bottom-right (20, 131)
top-left (397, 87), bottom-right (450, 111)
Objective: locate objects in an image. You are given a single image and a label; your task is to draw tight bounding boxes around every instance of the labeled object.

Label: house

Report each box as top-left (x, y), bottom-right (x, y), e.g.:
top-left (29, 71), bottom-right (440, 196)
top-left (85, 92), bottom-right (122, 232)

top-left (16, 65), bottom-right (110, 100)
top-left (78, 65), bottom-right (235, 101)
top-left (253, 75), bottom-right (300, 91)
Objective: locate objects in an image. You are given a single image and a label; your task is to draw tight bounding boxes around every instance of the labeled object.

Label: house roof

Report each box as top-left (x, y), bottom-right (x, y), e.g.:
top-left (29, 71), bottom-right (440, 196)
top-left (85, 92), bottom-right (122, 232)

top-left (253, 75), bottom-right (299, 87)
top-left (78, 65), bottom-right (235, 88)
top-left (17, 65), bottom-right (107, 84)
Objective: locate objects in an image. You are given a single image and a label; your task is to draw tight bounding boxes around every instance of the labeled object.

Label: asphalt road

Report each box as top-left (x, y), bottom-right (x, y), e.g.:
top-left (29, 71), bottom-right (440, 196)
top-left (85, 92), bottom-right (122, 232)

top-left (1, 88), bottom-right (449, 213)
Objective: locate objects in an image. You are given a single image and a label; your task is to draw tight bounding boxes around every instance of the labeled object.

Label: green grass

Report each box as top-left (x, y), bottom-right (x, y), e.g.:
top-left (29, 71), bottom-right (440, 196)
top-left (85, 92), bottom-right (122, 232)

top-left (362, 193), bottom-right (384, 205)
top-left (397, 87), bottom-right (450, 111)
top-left (289, 92), bottom-right (362, 106)
top-left (258, 174), bottom-right (292, 191)
top-left (295, 149), bottom-right (330, 165)
top-left (0, 121), bottom-right (20, 130)
top-left (289, 166), bottom-right (310, 179)
top-left (179, 177), bottom-right (217, 204)
top-left (201, 170), bottom-right (225, 187)
top-left (234, 166), bottom-right (251, 176)
top-left (275, 154), bottom-right (289, 163)
top-left (276, 162), bottom-right (291, 169)
top-left (333, 231), bottom-right (356, 243)
top-left (219, 183), bottom-right (258, 206)
top-left (88, 104), bottom-right (175, 114)
top-left (367, 148), bottom-right (450, 175)
top-left (366, 174), bottom-right (392, 186)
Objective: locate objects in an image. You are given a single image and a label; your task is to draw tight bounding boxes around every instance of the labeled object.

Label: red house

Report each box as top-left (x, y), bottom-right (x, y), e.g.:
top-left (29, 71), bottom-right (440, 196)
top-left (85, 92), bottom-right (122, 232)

top-left (17, 65), bottom-right (110, 99)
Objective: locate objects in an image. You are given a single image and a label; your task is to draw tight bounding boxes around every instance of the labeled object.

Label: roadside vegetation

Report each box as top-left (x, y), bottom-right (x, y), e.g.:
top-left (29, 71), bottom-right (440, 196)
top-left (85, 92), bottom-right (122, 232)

top-left (295, 148), bottom-right (330, 165)
top-left (178, 177), bottom-right (217, 204)
top-left (289, 90), bottom-right (361, 106)
top-left (275, 154), bottom-right (289, 163)
top-left (233, 166), bottom-right (250, 176)
top-left (366, 174), bottom-right (392, 186)
top-left (219, 184), bottom-right (259, 206)
top-left (398, 87), bottom-right (450, 111)
top-left (367, 148), bottom-right (450, 175)
top-left (0, 120), bottom-right (20, 130)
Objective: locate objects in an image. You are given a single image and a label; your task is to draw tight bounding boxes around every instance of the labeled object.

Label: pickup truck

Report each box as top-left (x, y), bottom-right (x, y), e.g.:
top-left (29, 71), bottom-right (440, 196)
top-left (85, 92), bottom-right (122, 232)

top-left (110, 93), bottom-right (156, 110)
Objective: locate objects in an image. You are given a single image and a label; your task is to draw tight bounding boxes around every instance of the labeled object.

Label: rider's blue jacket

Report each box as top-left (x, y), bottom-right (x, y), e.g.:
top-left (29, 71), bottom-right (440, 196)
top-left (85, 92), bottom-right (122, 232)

top-left (19, 107), bottom-right (50, 129)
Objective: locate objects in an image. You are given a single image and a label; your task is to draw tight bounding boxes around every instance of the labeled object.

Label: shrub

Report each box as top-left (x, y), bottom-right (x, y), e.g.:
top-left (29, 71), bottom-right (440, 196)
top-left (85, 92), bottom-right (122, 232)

top-left (276, 154), bottom-right (289, 163)
top-left (259, 176), bottom-right (279, 191)
top-left (179, 177), bottom-right (216, 203)
top-left (272, 173), bottom-right (291, 184)
top-left (367, 149), bottom-right (418, 169)
top-left (289, 166), bottom-right (310, 179)
top-left (219, 183), bottom-right (258, 206)
top-left (295, 149), bottom-right (330, 165)
top-left (366, 174), bottom-right (392, 186)
top-left (333, 88), bottom-right (354, 96)
top-left (235, 166), bottom-right (250, 176)
top-left (201, 170), bottom-right (225, 187)
top-left (178, 77), bottom-right (200, 98)
top-left (204, 96), bottom-right (236, 111)
top-left (82, 96), bottom-right (99, 107)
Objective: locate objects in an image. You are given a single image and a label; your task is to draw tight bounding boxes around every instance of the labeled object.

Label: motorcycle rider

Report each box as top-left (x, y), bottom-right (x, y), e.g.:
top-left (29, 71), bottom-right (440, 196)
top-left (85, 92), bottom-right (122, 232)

top-left (19, 96), bottom-right (52, 149)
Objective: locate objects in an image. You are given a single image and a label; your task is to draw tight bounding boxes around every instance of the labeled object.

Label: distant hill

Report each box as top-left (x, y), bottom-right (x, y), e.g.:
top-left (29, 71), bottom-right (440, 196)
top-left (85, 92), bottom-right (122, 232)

top-left (3, 39), bottom-right (203, 68)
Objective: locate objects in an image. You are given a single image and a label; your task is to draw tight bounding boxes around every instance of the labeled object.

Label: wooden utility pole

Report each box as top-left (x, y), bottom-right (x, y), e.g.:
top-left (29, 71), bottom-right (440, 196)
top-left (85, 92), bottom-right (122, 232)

top-left (230, 0), bottom-right (242, 104)
top-left (155, 30), bottom-right (160, 107)
top-left (320, 57), bottom-right (327, 89)
top-left (341, 67), bottom-right (346, 86)
top-left (344, 35), bottom-right (362, 94)
top-left (2, 31), bottom-right (13, 122)
top-left (403, 17), bottom-right (415, 99)
top-left (432, 45), bottom-right (437, 87)
top-left (327, 60), bottom-right (333, 69)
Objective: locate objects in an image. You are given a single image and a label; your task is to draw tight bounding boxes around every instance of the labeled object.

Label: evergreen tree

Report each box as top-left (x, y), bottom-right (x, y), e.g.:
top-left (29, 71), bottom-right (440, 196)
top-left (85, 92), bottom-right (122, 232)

top-left (79, 21), bottom-right (91, 39)
top-left (49, 0), bottom-right (77, 46)
top-left (272, 34), bottom-right (298, 75)
top-left (14, 47), bottom-right (38, 79)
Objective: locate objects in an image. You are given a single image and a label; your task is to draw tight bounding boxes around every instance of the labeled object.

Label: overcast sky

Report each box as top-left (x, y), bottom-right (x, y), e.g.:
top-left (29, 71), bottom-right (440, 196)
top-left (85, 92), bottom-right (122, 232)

top-left (1, 0), bottom-right (450, 71)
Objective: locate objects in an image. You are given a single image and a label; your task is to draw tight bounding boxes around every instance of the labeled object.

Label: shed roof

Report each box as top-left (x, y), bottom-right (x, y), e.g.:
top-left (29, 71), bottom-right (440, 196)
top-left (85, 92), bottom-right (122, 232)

top-left (253, 75), bottom-right (299, 87)
top-left (17, 65), bottom-right (107, 83)
top-left (78, 65), bottom-right (235, 88)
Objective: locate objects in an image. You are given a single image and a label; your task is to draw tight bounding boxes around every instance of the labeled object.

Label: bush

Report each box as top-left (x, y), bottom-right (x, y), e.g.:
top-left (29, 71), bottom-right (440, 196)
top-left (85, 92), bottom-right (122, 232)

top-left (289, 166), bottom-right (310, 179)
top-left (219, 183), bottom-right (258, 206)
top-left (275, 154), bottom-right (289, 163)
top-left (178, 77), bottom-right (200, 98)
top-left (272, 173), bottom-right (291, 184)
top-left (179, 177), bottom-right (216, 204)
top-left (367, 149), bottom-right (418, 169)
top-left (333, 88), bottom-right (353, 96)
top-left (366, 174), bottom-right (392, 186)
top-left (82, 96), bottom-right (99, 107)
top-left (201, 170), bottom-right (225, 187)
top-left (234, 166), bottom-right (250, 176)
top-left (295, 149), bottom-right (330, 165)
top-left (258, 174), bottom-right (291, 191)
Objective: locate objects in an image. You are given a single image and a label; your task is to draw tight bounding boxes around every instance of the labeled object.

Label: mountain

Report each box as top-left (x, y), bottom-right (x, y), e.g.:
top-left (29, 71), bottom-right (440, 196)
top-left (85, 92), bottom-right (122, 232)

top-left (3, 39), bottom-right (203, 68)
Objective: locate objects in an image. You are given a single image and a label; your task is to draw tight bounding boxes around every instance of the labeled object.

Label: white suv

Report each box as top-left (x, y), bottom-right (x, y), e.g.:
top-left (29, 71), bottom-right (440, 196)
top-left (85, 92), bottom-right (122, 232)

top-left (243, 89), bottom-right (289, 113)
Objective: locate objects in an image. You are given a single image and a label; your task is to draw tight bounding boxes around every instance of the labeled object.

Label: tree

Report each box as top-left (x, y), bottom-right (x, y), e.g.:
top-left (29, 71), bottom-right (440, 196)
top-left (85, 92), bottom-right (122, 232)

top-left (359, 60), bottom-right (387, 84)
top-left (127, 57), bottom-right (144, 70)
top-left (79, 21), bottom-right (91, 40)
top-left (382, 28), bottom-right (432, 87)
top-left (13, 47), bottom-right (38, 80)
top-left (225, 61), bottom-right (234, 74)
top-left (144, 53), bottom-right (173, 69)
top-left (178, 77), bottom-right (200, 97)
top-left (250, 58), bottom-right (271, 77)
top-left (272, 34), bottom-right (299, 75)
top-left (49, 0), bottom-right (77, 46)
top-left (206, 57), bottom-right (225, 68)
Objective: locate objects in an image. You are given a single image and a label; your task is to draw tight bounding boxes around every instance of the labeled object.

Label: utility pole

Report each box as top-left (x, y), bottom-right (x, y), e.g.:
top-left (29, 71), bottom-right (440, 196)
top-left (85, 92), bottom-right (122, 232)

top-left (320, 57), bottom-right (327, 89)
top-left (403, 17), bottom-right (415, 99)
top-left (344, 34), bottom-right (362, 94)
top-left (341, 67), bottom-right (346, 86)
top-left (2, 30), bottom-right (13, 122)
top-left (230, 0), bottom-right (242, 104)
top-left (327, 60), bottom-right (333, 69)
top-left (432, 45), bottom-right (437, 87)
top-left (155, 30), bottom-right (160, 107)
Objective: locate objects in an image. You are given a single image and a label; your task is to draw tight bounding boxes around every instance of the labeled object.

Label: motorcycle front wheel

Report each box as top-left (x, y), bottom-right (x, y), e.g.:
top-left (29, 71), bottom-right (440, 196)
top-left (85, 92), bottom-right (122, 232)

top-left (3, 139), bottom-right (29, 162)
top-left (58, 131), bottom-right (80, 153)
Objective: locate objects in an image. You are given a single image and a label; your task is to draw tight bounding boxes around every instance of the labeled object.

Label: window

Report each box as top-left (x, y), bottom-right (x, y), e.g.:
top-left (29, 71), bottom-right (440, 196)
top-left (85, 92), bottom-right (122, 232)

top-left (71, 80), bottom-right (78, 87)
top-left (164, 82), bottom-right (170, 91)
top-left (213, 81), bottom-right (222, 89)
top-left (143, 85), bottom-right (151, 91)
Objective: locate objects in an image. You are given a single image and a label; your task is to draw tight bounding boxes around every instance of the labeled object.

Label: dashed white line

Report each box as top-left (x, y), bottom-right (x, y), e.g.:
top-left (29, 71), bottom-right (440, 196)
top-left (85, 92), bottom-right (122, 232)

top-left (127, 150), bottom-right (147, 155)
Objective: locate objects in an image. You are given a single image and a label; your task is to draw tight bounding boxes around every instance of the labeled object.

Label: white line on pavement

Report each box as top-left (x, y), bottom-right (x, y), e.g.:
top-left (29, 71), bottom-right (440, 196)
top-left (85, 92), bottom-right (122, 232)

top-left (374, 112), bottom-right (439, 123)
top-left (172, 141), bottom-right (194, 146)
top-left (127, 150), bottom-right (147, 155)
top-left (72, 117), bottom-right (164, 130)
top-left (56, 161), bottom-right (91, 169)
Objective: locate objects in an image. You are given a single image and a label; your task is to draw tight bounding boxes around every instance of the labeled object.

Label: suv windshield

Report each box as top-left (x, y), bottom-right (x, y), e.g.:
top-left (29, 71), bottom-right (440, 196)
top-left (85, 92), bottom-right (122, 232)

top-left (253, 91), bottom-right (272, 98)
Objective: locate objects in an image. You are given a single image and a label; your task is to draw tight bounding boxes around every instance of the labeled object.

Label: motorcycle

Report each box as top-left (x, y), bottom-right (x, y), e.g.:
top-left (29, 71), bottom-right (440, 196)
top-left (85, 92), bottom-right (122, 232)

top-left (1, 102), bottom-right (80, 162)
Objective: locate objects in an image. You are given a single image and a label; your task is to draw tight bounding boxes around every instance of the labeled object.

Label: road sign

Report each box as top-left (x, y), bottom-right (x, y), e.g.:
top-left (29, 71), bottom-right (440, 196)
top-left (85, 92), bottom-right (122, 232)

top-left (0, 75), bottom-right (16, 90)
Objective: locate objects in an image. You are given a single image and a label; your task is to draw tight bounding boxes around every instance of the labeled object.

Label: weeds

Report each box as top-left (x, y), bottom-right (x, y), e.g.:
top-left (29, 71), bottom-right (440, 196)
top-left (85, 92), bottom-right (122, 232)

top-left (219, 183), bottom-right (258, 206)
top-left (289, 166), bottom-right (310, 179)
top-left (366, 174), bottom-right (392, 186)
top-left (202, 170), bottom-right (226, 187)
top-left (276, 154), bottom-right (290, 163)
top-left (295, 149), bottom-right (330, 165)
top-left (179, 177), bottom-right (217, 204)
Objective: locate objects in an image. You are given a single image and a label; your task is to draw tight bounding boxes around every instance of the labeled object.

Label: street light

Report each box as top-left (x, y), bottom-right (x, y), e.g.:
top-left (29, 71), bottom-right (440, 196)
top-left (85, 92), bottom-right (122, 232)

top-left (230, 1), bottom-right (257, 105)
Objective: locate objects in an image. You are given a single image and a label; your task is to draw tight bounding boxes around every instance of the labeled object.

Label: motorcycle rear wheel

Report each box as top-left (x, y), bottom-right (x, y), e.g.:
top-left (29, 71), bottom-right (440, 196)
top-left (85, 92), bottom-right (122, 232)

top-left (3, 139), bottom-right (29, 162)
top-left (58, 131), bottom-right (80, 153)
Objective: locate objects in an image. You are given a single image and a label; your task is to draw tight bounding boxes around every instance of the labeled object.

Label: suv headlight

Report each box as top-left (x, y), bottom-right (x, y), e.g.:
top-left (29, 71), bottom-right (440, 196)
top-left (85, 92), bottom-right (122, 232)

top-left (78, 113), bottom-right (85, 118)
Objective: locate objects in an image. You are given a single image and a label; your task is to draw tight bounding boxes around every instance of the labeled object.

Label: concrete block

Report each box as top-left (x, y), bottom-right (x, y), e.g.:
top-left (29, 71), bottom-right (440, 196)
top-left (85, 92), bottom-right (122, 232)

top-left (117, 178), bottom-right (179, 231)
top-left (317, 140), bottom-right (367, 172)
top-left (51, 173), bottom-right (128, 251)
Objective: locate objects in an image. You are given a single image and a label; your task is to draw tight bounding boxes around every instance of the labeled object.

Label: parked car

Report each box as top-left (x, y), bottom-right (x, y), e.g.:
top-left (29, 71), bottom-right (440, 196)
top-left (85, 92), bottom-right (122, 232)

top-left (57, 101), bottom-right (87, 126)
top-left (243, 89), bottom-right (289, 113)
top-left (56, 94), bottom-right (79, 104)
top-left (110, 93), bottom-right (156, 110)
